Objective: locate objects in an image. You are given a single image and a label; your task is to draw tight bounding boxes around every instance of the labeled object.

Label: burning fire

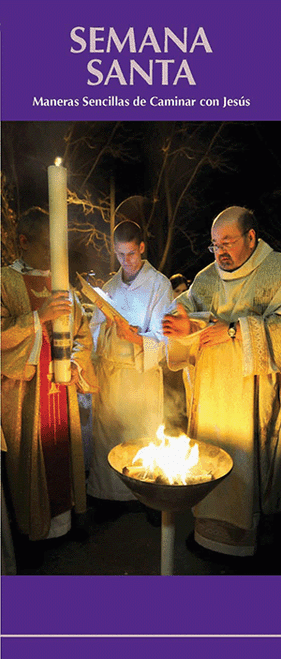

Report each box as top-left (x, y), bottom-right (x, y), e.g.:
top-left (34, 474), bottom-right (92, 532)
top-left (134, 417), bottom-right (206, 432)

top-left (123, 425), bottom-right (213, 485)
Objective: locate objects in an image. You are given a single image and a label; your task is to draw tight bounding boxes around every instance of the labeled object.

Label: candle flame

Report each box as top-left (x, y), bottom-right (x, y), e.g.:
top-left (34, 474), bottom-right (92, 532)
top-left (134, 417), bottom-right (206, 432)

top-left (54, 157), bottom-right (63, 167)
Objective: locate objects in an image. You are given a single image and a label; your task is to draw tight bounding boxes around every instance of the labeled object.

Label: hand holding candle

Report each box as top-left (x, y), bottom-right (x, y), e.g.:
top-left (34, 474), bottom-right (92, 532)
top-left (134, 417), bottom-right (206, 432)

top-left (38, 291), bottom-right (72, 324)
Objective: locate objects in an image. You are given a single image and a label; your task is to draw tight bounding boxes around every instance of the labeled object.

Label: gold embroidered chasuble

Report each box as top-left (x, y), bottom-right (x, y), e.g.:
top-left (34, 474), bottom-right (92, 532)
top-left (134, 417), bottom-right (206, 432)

top-left (1, 265), bottom-right (97, 540)
top-left (167, 240), bottom-right (281, 530)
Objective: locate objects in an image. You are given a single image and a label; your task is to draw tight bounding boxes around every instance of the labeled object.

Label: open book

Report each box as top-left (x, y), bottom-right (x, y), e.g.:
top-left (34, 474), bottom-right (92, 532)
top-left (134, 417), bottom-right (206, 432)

top-left (77, 273), bottom-right (129, 326)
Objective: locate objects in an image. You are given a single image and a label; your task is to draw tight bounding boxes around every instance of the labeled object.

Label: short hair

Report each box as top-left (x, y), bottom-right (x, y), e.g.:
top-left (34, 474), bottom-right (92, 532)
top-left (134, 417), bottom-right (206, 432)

top-left (170, 273), bottom-right (189, 290)
top-left (237, 208), bottom-right (259, 239)
top-left (113, 220), bottom-right (143, 245)
top-left (17, 207), bottom-right (49, 244)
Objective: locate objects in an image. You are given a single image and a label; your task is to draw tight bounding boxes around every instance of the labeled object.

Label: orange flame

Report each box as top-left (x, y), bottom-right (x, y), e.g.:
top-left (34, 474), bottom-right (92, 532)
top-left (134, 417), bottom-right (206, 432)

top-left (132, 425), bottom-right (212, 485)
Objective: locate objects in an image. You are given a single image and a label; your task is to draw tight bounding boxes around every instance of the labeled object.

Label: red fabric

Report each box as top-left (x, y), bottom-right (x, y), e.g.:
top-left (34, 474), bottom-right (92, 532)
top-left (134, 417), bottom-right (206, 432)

top-left (23, 275), bottom-right (72, 517)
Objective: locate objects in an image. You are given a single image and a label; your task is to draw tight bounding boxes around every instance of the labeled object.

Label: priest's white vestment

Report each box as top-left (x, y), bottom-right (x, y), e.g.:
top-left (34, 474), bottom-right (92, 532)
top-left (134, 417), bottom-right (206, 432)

top-left (88, 260), bottom-right (173, 500)
top-left (167, 240), bottom-right (281, 549)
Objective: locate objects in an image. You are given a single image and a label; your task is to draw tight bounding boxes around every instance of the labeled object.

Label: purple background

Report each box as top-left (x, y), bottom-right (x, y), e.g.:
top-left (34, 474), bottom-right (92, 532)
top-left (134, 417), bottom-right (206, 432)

top-left (2, 638), bottom-right (281, 659)
top-left (2, 576), bottom-right (281, 635)
top-left (1, 1), bottom-right (281, 657)
top-left (1, 0), bottom-right (281, 121)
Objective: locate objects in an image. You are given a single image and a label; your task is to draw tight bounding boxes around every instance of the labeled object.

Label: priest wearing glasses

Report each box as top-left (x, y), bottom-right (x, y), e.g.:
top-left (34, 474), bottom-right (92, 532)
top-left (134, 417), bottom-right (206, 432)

top-left (163, 206), bottom-right (281, 557)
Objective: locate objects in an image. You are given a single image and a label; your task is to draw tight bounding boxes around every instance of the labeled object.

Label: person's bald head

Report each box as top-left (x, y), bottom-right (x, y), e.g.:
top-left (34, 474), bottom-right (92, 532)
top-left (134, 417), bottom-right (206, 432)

top-left (210, 206), bottom-right (258, 271)
top-left (212, 206), bottom-right (258, 235)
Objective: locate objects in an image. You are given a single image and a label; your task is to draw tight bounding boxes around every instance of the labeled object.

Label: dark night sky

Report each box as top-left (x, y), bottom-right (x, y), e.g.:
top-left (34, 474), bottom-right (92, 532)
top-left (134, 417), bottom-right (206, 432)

top-left (2, 120), bottom-right (281, 282)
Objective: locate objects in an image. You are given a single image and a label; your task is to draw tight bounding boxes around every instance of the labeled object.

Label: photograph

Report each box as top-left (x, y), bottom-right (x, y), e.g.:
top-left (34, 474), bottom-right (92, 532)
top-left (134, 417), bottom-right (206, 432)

top-left (2, 119), bottom-right (281, 579)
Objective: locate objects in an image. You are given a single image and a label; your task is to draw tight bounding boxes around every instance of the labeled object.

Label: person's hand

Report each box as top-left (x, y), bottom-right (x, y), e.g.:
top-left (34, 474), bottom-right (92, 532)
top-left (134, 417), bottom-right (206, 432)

top-left (66, 363), bottom-right (99, 393)
top-left (199, 319), bottom-right (241, 348)
top-left (105, 317), bottom-right (113, 330)
top-left (68, 362), bottom-right (80, 386)
top-left (38, 292), bottom-right (72, 324)
top-left (115, 318), bottom-right (143, 347)
top-left (65, 363), bottom-right (84, 392)
top-left (162, 303), bottom-right (191, 337)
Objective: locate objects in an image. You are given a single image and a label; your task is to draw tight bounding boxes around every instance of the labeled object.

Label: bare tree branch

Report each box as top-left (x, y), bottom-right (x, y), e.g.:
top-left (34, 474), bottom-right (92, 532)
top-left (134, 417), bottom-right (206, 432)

top-left (158, 123), bottom-right (225, 271)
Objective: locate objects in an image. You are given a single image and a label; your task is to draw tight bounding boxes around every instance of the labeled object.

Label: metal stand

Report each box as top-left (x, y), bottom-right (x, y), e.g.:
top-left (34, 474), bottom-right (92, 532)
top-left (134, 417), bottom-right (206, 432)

top-left (161, 510), bottom-right (175, 575)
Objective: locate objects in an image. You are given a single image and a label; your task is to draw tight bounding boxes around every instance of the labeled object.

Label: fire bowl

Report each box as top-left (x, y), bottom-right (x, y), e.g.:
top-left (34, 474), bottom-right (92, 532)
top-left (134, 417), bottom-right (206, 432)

top-left (108, 439), bottom-right (233, 513)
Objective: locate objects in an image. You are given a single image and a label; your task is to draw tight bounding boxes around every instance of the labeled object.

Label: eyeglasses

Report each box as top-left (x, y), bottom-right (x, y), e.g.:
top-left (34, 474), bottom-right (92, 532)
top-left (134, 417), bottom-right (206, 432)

top-left (208, 230), bottom-right (249, 253)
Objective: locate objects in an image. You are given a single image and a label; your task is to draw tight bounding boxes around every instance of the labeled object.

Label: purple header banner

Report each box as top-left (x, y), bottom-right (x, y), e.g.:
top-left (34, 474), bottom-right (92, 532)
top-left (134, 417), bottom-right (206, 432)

top-left (1, 0), bottom-right (281, 121)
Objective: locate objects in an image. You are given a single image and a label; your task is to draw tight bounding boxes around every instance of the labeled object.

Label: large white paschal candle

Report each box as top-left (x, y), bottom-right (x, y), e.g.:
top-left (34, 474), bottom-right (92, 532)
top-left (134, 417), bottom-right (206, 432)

top-left (48, 158), bottom-right (71, 383)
